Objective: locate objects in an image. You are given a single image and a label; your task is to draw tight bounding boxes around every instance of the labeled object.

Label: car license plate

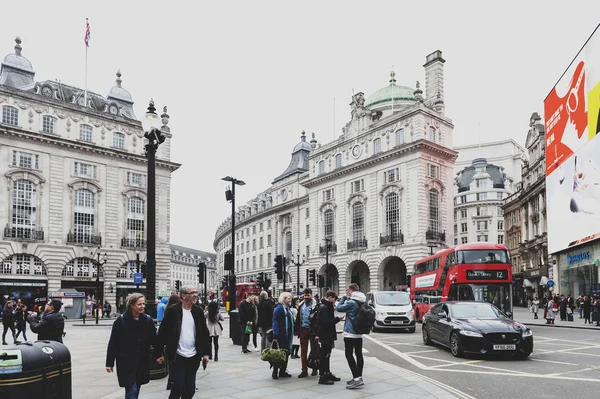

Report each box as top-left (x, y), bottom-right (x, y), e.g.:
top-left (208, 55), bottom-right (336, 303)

top-left (390, 321), bottom-right (405, 324)
top-left (493, 344), bottom-right (516, 350)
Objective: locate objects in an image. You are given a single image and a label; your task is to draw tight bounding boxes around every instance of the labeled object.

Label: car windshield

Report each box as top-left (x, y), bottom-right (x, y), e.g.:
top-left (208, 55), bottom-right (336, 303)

top-left (451, 303), bottom-right (505, 319)
top-left (375, 292), bottom-right (410, 306)
top-left (458, 250), bottom-right (509, 264)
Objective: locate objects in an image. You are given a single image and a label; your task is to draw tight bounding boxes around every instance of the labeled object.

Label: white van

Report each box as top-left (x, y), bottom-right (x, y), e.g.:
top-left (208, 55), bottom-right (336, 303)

top-left (366, 291), bottom-right (415, 333)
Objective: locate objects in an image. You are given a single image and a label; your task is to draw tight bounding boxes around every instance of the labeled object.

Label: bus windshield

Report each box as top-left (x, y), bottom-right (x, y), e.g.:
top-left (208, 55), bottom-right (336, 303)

top-left (458, 250), bottom-right (509, 264)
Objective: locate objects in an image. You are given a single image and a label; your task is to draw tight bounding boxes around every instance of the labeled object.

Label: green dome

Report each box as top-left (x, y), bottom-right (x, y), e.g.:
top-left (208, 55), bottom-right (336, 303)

top-left (365, 72), bottom-right (415, 108)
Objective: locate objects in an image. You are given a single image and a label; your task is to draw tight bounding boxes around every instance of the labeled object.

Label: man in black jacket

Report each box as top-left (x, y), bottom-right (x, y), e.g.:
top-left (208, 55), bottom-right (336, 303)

top-left (315, 290), bottom-right (343, 385)
top-left (27, 299), bottom-right (65, 343)
top-left (258, 291), bottom-right (274, 352)
top-left (2, 300), bottom-right (17, 345)
top-left (237, 296), bottom-right (256, 354)
top-left (156, 285), bottom-right (210, 399)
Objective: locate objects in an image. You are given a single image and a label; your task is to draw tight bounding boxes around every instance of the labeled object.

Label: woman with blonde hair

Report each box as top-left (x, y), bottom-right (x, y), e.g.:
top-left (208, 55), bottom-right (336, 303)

top-left (271, 292), bottom-right (294, 379)
top-left (106, 293), bottom-right (158, 399)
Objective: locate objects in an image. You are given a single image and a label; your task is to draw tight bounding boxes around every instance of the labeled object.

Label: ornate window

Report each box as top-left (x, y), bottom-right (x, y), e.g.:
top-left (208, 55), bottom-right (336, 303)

top-left (126, 171), bottom-right (146, 188)
top-left (373, 138), bottom-right (381, 154)
top-left (335, 154), bottom-right (342, 169)
top-left (62, 258), bottom-right (103, 278)
top-left (2, 106), bottom-right (18, 125)
top-left (324, 209), bottom-right (335, 242)
top-left (385, 192), bottom-right (400, 238)
top-left (12, 180), bottom-right (37, 238)
top-left (396, 128), bottom-right (404, 146)
top-left (79, 124), bottom-right (93, 142)
top-left (12, 150), bottom-right (39, 169)
top-left (285, 231), bottom-right (292, 265)
top-left (318, 160), bottom-right (325, 175)
top-left (0, 254), bottom-right (47, 276)
top-left (42, 115), bottom-right (57, 134)
top-left (112, 132), bottom-right (125, 149)
top-left (73, 161), bottom-right (98, 180)
top-left (352, 202), bottom-right (365, 242)
top-left (429, 189), bottom-right (440, 232)
top-left (428, 126), bottom-right (436, 142)
top-left (117, 260), bottom-right (145, 279)
top-left (126, 197), bottom-right (145, 244)
top-left (73, 189), bottom-right (95, 241)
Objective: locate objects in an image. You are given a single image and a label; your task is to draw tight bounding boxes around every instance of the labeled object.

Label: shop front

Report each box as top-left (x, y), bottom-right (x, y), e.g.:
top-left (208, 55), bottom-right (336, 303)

top-left (0, 279), bottom-right (47, 309)
top-left (60, 279), bottom-right (104, 315)
top-left (557, 244), bottom-right (600, 297)
top-left (523, 265), bottom-right (550, 300)
top-left (116, 283), bottom-right (146, 314)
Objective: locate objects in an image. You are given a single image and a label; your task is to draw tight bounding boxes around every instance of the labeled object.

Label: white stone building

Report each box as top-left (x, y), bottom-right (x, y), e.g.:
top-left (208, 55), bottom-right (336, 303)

top-left (214, 50), bottom-right (457, 295)
top-left (170, 244), bottom-right (217, 299)
top-left (0, 37), bottom-right (180, 313)
top-left (454, 139), bottom-right (526, 182)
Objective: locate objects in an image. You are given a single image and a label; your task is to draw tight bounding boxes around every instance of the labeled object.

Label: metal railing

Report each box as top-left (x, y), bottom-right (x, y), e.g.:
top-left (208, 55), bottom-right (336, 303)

top-left (380, 231), bottom-right (404, 245)
top-left (66, 232), bottom-right (102, 246)
top-left (121, 238), bottom-right (147, 249)
top-left (319, 242), bottom-right (337, 255)
top-left (347, 238), bottom-right (368, 250)
top-left (3, 226), bottom-right (44, 241)
top-left (426, 229), bottom-right (446, 242)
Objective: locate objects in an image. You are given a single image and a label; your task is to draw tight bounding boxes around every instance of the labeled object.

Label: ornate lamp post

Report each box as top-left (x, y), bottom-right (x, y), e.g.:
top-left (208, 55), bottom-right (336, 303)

top-left (142, 99), bottom-right (165, 317)
top-left (91, 246), bottom-right (107, 325)
top-left (291, 249), bottom-right (306, 294)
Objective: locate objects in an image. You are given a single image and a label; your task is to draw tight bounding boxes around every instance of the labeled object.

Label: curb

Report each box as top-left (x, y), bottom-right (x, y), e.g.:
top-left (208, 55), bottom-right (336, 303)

top-left (519, 321), bottom-right (600, 331)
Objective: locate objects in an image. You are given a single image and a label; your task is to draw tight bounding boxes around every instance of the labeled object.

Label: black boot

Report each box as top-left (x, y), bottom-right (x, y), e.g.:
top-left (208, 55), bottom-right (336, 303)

top-left (292, 345), bottom-right (299, 359)
top-left (272, 367), bottom-right (279, 379)
top-left (214, 352), bottom-right (218, 362)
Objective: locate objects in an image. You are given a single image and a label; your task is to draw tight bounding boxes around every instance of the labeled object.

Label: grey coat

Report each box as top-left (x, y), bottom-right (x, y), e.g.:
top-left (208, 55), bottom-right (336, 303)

top-left (205, 311), bottom-right (224, 337)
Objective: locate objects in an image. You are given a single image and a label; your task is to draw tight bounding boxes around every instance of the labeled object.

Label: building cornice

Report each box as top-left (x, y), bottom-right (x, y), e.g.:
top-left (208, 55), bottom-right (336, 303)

top-left (213, 195), bottom-right (309, 247)
top-left (303, 139), bottom-right (457, 189)
top-left (0, 124), bottom-right (181, 172)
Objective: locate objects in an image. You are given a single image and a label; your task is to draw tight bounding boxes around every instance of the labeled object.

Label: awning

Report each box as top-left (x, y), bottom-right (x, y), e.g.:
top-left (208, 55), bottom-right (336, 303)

top-left (522, 279), bottom-right (534, 288)
top-left (540, 276), bottom-right (549, 286)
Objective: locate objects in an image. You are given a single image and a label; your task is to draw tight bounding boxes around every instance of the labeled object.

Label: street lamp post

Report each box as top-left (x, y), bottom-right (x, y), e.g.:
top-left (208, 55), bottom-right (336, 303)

top-left (91, 246), bottom-right (107, 325)
top-left (222, 176), bottom-right (245, 311)
top-left (323, 238), bottom-right (331, 296)
top-left (135, 250), bottom-right (141, 291)
top-left (142, 99), bottom-right (165, 317)
top-left (291, 249), bottom-right (306, 295)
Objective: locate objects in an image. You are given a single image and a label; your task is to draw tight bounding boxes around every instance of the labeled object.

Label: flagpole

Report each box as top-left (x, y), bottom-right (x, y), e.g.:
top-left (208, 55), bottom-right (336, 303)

top-left (84, 18), bottom-right (89, 107)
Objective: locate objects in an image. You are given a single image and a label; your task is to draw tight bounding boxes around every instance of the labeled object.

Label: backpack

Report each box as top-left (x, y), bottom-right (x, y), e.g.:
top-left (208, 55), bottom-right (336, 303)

top-left (308, 303), bottom-right (323, 336)
top-left (351, 301), bottom-right (376, 334)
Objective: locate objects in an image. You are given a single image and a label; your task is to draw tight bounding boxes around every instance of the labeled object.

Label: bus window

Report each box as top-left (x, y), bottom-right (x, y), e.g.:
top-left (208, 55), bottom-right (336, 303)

top-left (457, 250), bottom-right (509, 264)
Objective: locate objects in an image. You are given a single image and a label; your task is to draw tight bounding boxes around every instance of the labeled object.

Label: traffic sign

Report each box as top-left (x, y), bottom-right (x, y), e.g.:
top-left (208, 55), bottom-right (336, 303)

top-left (133, 273), bottom-right (143, 284)
top-left (547, 280), bottom-right (554, 287)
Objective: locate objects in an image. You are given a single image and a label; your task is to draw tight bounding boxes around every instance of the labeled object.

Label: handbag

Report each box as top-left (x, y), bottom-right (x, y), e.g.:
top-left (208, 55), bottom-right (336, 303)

top-left (307, 342), bottom-right (321, 369)
top-left (261, 340), bottom-right (286, 363)
top-left (244, 325), bottom-right (252, 335)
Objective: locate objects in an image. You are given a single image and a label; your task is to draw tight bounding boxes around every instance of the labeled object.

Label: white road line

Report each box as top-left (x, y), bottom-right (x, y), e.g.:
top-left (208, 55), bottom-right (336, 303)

top-left (404, 349), bottom-right (441, 355)
top-left (554, 351), bottom-right (600, 358)
top-left (428, 360), bottom-right (483, 369)
top-left (529, 358), bottom-right (580, 366)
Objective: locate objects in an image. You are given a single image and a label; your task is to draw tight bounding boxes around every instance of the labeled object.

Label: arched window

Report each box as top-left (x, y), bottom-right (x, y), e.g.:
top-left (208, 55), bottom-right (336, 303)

top-left (112, 132), bottom-right (125, 149)
top-left (125, 197), bottom-right (145, 248)
top-left (2, 106), bottom-right (18, 125)
top-left (12, 180), bottom-right (37, 239)
top-left (396, 128), bottom-right (404, 146)
top-left (351, 202), bottom-right (365, 243)
top-left (72, 189), bottom-right (96, 244)
top-left (42, 115), bottom-right (57, 134)
top-left (79, 124), bottom-right (93, 142)
top-left (117, 260), bottom-right (146, 279)
top-left (324, 209), bottom-right (335, 242)
top-left (318, 160), bottom-right (325, 175)
top-left (0, 254), bottom-right (47, 276)
top-left (385, 192), bottom-right (400, 241)
top-left (428, 126), bottom-right (436, 143)
top-left (285, 231), bottom-right (292, 265)
top-left (429, 189), bottom-right (440, 232)
top-left (62, 258), bottom-right (103, 278)
top-left (335, 154), bottom-right (342, 169)
top-left (373, 138), bottom-right (382, 154)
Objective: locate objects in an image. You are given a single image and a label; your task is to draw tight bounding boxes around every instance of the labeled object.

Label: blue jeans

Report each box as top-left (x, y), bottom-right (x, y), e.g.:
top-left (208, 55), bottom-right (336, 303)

top-left (125, 382), bottom-right (140, 399)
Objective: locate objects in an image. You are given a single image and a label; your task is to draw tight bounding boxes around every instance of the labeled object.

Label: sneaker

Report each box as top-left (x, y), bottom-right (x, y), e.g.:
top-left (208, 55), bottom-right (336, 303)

top-left (346, 378), bottom-right (364, 389)
top-left (319, 378), bottom-right (334, 385)
top-left (311, 369), bottom-right (318, 376)
top-left (298, 371), bottom-right (309, 378)
top-left (346, 379), bottom-right (354, 385)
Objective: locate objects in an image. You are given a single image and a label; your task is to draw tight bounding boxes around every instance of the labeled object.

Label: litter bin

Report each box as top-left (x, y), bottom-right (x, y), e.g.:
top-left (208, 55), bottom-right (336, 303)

top-left (149, 345), bottom-right (168, 380)
top-left (0, 340), bottom-right (71, 398)
top-left (229, 309), bottom-right (241, 345)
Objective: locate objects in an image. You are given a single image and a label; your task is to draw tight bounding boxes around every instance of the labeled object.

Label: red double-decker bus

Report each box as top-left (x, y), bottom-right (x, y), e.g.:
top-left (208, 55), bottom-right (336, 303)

top-left (410, 242), bottom-right (513, 321)
top-left (222, 282), bottom-right (261, 309)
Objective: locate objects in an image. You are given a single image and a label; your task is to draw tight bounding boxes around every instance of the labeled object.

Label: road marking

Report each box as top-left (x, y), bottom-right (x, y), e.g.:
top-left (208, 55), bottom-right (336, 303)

top-left (428, 360), bottom-right (483, 369)
top-left (529, 358), bottom-right (580, 366)
top-left (404, 349), bottom-right (441, 355)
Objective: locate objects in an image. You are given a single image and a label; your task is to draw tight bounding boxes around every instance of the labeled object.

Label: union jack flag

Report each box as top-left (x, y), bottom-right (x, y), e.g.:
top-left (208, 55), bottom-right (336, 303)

top-left (84, 18), bottom-right (91, 47)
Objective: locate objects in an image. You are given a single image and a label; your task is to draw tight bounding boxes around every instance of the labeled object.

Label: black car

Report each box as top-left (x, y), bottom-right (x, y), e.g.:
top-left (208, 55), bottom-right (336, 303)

top-left (422, 301), bottom-right (533, 358)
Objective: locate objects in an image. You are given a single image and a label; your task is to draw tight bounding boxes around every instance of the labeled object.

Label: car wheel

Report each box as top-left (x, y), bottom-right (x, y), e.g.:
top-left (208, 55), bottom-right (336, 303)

top-left (371, 324), bottom-right (378, 333)
top-left (408, 326), bottom-right (416, 333)
top-left (422, 324), bottom-right (432, 345)
top-left (415, 309), bottom-right (421, 323)
top-left (450, 332), bottom-right (463, 358)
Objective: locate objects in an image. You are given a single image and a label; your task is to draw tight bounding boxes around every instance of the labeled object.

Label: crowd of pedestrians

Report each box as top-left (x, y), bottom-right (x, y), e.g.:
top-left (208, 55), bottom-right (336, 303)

top-left (2, 298), bottom-right (65, 345)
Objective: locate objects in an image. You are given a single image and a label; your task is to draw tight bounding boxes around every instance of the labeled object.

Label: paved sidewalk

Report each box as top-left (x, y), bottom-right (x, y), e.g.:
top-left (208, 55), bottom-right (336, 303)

top-left (512, 306), bottom-right (600, 330)
top-left (56, 316), bottom-right (467, 399)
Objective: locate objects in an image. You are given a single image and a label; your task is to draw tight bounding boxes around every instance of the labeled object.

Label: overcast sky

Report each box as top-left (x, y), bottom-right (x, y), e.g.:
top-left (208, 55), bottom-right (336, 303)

top-left (2, 1), bottom-right (599, 252)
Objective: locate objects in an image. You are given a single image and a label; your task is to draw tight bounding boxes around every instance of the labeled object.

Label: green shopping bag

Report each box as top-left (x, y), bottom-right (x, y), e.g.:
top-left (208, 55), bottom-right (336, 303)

top-left (244, 325), bottom-right (252, 335)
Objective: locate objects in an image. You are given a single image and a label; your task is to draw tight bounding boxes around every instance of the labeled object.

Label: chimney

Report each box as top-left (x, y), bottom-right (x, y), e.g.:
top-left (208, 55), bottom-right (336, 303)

top-left (423, 50), bottom-right (445, 105)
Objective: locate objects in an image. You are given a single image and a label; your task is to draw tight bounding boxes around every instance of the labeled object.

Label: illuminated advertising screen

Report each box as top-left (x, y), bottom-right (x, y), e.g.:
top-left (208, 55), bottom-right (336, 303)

top-left (546, 24), bottom-right (600, 254)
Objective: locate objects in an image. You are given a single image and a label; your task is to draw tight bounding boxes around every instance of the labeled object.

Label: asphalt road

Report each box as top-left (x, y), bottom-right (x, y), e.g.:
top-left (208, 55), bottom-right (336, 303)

top-left (361, 323), bottom-right (600, 399)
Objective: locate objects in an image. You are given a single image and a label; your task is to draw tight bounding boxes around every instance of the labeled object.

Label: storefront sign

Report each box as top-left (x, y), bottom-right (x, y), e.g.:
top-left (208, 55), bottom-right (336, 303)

top-left (74, 277), bottom-right (92, 281)
top-left (49, 292), bottom-right (85, 298)
top-left (0, 282), bottom-right (47, 287)
top-left (567, 252), bottom-right (590, 264)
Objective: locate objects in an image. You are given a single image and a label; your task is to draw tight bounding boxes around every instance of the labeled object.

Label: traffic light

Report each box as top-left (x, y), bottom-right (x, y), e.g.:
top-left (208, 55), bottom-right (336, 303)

top-left (257, 272), bottom-right (264, 288)
top-left (198, 262), bottom-right (205, 284)
top-left (175, 280), bottom-right (181, 291)
top-left (308, 269), bottom-right (315, 285)
top-left (224, 251), bottom-right (233, 271)
top-left (318, 275), bottom-right (325, 288)
top-left (221, 275), bottom-right (229, 289)
top-left (275, 255), bottom-right (283, 280)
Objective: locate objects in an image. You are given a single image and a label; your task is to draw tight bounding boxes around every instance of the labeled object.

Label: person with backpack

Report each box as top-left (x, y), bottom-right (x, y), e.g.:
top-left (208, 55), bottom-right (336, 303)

top-left (314, 290), bottom-right (344, 385)
top-left (295, 288), bottom-right (318, 378)
top-left (336, 283), bottom-right (368, 389)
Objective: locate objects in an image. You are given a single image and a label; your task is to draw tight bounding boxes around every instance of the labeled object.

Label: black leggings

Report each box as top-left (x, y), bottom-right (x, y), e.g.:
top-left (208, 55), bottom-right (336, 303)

top-left (211, 336), bottom-right (219, 356)
top-left (344, 337), bottom-right (364, 378)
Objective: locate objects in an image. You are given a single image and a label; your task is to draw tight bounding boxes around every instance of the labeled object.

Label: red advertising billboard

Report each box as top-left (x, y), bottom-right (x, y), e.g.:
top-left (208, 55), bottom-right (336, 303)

top-left (545, 24), bottom-right (600, 254)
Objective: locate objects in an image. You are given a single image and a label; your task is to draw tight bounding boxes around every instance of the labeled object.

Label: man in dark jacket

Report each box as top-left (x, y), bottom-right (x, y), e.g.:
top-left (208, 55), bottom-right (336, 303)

top-left (2, 300), bottom-right (18, 345)
top-left (237, 296), bottom-right (256, 354)
top-left (27, 299), bottom-right (65, 343)
top-left (315, 290), bottom-right (343, 385)
top-left (258, 291), bottom-right (274, 352)
top-left (156, 285), bottom-right (210, 399)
